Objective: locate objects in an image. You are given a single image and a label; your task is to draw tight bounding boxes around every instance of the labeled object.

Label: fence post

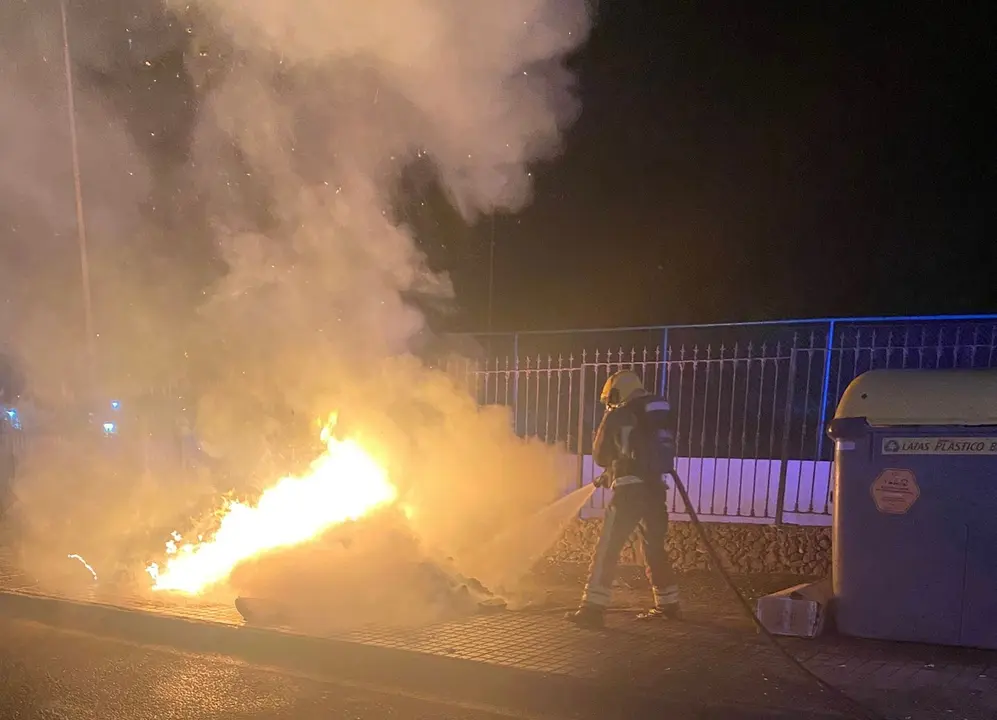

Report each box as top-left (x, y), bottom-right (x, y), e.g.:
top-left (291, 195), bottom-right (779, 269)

top-left (512, 333), bottom-right (520, 431)
top-left (659, 326), bottom-right (669, 396)
top-left (576, 362), bottom-right (586, 490)
top-left (775, 340), bottom-right (799, 525)
top-left (814, 320), bottom-right (836, 461)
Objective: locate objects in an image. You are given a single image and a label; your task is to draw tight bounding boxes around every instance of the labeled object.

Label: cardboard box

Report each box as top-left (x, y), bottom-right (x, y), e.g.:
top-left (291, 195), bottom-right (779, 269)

top-left (755, 578), bottom-right (831, 639)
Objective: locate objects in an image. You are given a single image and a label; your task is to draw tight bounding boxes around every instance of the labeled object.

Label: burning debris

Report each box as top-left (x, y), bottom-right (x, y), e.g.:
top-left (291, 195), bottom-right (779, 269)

top-left (147, 416), bottom-right (397, 595)
top-left (145, 415), bottom-right (508, 628)
top-left (234, 559), bottom-right (507, 629)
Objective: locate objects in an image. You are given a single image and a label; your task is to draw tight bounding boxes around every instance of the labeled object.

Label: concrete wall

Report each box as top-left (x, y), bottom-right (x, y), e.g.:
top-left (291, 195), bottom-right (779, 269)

top-left (550, 518), bottom-right (831, 576)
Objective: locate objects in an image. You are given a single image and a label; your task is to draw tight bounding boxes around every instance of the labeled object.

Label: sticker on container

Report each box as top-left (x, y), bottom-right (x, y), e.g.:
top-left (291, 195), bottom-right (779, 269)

top-left (870, 468), bottom-right (920, 515)
top-left (882, 437), bottom-right (997, 456)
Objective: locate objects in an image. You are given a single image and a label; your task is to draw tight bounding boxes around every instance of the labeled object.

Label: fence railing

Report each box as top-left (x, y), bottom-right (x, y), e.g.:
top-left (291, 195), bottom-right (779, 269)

top-left (450, 314), bottom-right (997, 525)
top-left (4, 315), bottom-right (996, 528)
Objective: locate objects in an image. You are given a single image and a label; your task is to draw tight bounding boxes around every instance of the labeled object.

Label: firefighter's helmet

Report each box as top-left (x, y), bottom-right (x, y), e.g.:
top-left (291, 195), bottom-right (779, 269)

top-left (600, 370), bottom-right (648, 409)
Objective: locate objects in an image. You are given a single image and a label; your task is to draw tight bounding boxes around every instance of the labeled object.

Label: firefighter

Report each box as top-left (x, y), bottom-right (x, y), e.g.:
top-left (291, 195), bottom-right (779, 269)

top-left (566, 369), bottom-right (681, 628)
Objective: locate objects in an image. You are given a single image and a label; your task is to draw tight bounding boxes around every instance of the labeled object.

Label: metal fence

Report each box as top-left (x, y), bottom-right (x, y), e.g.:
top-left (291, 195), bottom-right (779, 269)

top-left (450, 315), bottom-right (997, 525)
top-left (4, 314), bottom-right (996, 528)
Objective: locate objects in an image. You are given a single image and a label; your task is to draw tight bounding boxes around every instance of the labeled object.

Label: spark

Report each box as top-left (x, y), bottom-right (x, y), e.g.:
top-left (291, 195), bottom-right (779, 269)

top-left (67, 554), bottom-right (97, 581)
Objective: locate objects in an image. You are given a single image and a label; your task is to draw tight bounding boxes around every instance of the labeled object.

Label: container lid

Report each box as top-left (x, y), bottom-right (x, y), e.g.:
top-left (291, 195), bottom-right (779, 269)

top-left (835, 369), bottom-right (997, 426)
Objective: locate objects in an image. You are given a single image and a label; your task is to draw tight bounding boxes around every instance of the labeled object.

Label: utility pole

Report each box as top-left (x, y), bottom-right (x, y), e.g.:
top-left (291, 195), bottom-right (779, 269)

top-left (59, 0), bottom-right (97, 386)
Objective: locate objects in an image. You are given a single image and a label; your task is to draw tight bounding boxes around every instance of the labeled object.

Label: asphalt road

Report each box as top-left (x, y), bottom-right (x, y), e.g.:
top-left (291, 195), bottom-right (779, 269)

top-left (0, 617), bottom-right (544, 720)
top-left (0, 610), bottom-right (852, 720)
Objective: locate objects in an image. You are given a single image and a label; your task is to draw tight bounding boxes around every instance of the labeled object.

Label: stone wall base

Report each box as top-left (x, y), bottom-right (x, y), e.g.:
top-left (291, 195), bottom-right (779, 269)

top-left (549, 518), bottom-right (830, 576)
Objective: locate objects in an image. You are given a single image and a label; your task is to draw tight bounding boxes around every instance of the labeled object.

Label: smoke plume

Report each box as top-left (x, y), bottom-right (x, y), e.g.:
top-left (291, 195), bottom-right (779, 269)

top-left (3, 0), bottom-right (592, 611)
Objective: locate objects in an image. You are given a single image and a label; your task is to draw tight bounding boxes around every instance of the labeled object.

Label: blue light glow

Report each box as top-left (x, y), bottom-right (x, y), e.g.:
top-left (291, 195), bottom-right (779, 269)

top-left (111, 401), bottom-right (121, 410)
top-left (103, 422), bottom-right (117, 435)
top-left (4, 408), bottom-right (20, 430)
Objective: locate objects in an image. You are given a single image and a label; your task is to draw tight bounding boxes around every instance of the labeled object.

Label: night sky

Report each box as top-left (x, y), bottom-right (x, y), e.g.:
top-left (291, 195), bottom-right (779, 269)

top-left (424, 2), bottom-right (995, 333)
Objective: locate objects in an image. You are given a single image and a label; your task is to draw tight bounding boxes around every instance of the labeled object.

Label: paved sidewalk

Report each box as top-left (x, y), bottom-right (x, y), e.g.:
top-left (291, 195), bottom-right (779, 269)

top-left (2, 556), bottom-right (996, 719)
top-left (786, 634), bottom-right (997, 720)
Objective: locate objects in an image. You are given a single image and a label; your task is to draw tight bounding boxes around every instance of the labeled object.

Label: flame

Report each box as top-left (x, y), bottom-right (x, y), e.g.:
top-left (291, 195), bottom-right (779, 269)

top-left (147, 418), bottom-right (398, 595)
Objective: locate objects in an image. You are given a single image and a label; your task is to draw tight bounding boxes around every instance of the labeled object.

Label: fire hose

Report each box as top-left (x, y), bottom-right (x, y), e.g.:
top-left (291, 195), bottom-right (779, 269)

top-left (665, 469), bottom-right (884, 720)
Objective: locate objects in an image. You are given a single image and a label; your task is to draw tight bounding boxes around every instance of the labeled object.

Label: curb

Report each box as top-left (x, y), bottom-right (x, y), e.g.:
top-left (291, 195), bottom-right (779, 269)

top-left (0, 589), bottom-right (850, 720)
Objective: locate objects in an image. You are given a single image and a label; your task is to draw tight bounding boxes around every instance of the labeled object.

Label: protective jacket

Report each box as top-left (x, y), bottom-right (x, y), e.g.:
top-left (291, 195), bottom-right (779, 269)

top-left (592, 393), bottom-right (676, 488)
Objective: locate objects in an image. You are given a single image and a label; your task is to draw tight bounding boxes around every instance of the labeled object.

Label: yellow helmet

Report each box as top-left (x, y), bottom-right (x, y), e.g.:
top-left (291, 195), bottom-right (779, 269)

top-left (600, 370), bottom-right (648, 409)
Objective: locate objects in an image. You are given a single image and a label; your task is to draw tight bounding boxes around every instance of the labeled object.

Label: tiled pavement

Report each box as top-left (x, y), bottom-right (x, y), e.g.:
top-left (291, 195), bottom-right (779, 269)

top-left (1, 556), bottom-right (996, 720)
top-left (786, 636), bottom-right (997, 719)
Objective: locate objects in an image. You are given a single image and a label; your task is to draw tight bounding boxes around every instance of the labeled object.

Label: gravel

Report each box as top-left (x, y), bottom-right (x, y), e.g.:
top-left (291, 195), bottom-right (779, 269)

top-left (549, 518), bottom-right (831, 576)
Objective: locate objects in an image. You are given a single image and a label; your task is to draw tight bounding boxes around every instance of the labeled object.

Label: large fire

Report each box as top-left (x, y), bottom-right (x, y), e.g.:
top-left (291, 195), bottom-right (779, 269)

top-left (146, 418), bottom-right (398, 595)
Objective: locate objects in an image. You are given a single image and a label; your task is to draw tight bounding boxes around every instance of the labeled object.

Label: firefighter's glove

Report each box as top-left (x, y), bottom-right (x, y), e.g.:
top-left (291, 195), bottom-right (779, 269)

top-left (593, 472), bottom-right (611, 489)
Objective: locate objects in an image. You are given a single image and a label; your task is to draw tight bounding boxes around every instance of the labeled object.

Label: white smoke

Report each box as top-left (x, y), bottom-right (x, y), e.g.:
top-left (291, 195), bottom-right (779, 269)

top-left (171, 0), bottom-right (592, 489)
top-left (0, 1), bottom-right (151, 395)
top-left (4, 0), bottom-right (593, 604)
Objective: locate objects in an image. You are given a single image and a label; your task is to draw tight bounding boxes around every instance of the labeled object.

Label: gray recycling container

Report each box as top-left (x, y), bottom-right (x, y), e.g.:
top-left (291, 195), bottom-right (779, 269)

top-left (827, 369), bottom-right (997, 649)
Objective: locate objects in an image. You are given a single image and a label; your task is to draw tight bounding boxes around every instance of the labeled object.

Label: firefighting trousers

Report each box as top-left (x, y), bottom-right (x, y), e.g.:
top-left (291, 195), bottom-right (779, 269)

top-left (582, 481), bottom-right (679, 609)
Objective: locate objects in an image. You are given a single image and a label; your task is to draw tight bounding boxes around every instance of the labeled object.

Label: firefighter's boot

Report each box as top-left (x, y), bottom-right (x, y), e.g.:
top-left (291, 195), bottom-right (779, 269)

top-left (565, 604), bottom-right (605, 629)
top-left (636, 602), bottom-right (682, 621)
